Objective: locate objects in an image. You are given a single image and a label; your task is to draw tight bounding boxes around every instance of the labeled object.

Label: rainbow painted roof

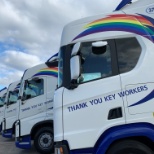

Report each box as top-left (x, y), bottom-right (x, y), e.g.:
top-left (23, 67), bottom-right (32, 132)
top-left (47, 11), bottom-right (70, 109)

top-left (73, 14), bottom-right (154, 42)
top-left (33, 67), bottom-right (58, 78)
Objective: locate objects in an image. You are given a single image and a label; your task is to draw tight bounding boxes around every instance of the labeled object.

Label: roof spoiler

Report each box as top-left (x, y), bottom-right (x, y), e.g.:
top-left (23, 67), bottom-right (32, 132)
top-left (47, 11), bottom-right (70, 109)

top-left (46, 53), bottom-right (58, 67)
top-left (115, 0), bottom-right (132, 11)
top-left (46, 53), bottom-right (58, 62)
top-left (0, 87), bottom-right (7, 92)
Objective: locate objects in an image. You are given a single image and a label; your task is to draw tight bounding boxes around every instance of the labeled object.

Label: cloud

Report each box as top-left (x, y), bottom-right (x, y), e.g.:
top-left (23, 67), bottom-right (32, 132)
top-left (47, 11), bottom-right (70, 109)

top-left (0, 50), bottom-right (42, 87)
top-left (0, 0), bottom-right (121, 57)
top-left (0, 50), bottom-right (43, 71)
top-left (0, 68), bottom-right (22, 87)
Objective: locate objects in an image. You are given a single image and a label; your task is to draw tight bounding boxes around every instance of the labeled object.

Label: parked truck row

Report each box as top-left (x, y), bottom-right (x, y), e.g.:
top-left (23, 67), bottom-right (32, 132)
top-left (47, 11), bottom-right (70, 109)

top-left (0, 55), bottom-right (58, 154)
top-left (1, 0), bottom-right (154, 154)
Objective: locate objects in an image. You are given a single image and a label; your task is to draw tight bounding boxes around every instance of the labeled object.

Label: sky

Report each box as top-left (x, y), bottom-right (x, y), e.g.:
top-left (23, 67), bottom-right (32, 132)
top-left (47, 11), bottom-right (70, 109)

top-left (0, 0), bottom-right (123, 89)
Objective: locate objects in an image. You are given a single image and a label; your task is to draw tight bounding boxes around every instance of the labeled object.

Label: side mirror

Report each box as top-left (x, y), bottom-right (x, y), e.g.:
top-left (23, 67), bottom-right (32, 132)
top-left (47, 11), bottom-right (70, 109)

top-left (72, 42), bottom-right (81, 56)
top-left (70, 56), bottom-right (80, 81)
top-left (70, 56), bottom-right (80, 89)
top-left (92, 41), bottom-right (108, 55)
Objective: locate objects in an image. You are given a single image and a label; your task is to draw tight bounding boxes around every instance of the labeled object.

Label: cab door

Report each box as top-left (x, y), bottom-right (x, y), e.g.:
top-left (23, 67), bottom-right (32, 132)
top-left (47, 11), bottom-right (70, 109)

top-left (62, 40), bottom-right (125, 149)
top-left (19, 77), bottom-right (46, 120)
top-left (5, 90), bottom-right (19, 129)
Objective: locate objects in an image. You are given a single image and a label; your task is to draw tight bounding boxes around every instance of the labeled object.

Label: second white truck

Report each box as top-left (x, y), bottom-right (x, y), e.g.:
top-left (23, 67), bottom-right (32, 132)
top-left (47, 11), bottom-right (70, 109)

top-left (15, 57), bottom-right (58, 154)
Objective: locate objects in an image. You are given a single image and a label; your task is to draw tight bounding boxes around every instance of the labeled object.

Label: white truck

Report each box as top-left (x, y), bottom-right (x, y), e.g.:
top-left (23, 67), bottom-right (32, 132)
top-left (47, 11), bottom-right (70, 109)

top-left (54, 0), bottom-right (154, 154)
top-left (2, 81), bottom-right (20, 138)
top-left (15, 58), bottom-right (58, 154)
top-left (0, 87), bottom-right (7, 132)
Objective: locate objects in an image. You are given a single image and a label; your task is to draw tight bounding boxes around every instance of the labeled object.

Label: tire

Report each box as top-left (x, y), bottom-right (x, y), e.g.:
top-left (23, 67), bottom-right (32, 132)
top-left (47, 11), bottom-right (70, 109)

top-left (106, 140), bottom-right (154, 154)
top-left (34, 127), bottom-right (54, 154)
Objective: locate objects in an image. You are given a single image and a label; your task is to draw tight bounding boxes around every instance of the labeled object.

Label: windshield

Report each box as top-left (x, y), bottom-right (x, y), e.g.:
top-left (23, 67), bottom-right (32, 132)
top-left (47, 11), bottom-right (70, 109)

top-left (58, 50), bottom-right (64, 88)
top-left (8, 90), bottom-right (19, 105)
top-left (0, 93), bottom-right (6, 107)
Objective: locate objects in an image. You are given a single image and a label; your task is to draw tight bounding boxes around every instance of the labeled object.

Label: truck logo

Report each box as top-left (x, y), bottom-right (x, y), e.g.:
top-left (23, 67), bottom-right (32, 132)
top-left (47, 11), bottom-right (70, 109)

top-left (146, 6), bottom-right (154, 14)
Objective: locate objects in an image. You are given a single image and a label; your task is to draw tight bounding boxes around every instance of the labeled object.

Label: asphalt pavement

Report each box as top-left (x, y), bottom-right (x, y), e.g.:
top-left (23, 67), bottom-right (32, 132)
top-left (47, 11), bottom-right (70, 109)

top-left (0, 135), bottom-right (38, 154)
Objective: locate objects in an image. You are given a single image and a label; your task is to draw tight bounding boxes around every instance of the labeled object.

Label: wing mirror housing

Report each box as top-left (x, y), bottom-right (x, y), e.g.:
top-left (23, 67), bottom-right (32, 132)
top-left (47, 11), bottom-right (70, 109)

top-left (70, 56), bottom-right (80, 80)
top-left (69, 42), bottom-right (81, 89)
top-left (70, 55), bottom-right (81, 89)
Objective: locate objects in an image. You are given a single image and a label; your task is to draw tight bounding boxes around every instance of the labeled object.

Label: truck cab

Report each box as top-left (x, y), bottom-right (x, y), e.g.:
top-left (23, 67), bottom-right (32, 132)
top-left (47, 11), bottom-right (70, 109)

top-left (15, 58), bottom-right (58, 154)
top-left (54, 0), bottom-right (154, 154)
top-left (2, 81), bottom-right (20, 138)
top-left (0, 87), bottom-right (7, 132)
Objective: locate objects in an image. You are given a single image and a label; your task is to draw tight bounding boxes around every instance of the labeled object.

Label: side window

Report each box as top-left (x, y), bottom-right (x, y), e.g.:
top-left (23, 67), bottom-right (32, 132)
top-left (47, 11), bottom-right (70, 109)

top-left (0, 97), bottom-right (3, 106)
top-left (116, 37), bottom-right (141, 73)
top-left (78, 41), bottom-right (113, 84)
top-left (23, 79), bottom-right (44, 100)
top-left (8, 90), bottom-right (19, 105)
top-left (0, 94), bottom-right (6, 107)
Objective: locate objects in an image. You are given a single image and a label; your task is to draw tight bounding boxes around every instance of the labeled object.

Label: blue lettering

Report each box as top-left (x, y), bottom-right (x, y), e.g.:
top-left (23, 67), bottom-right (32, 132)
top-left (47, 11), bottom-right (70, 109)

top-left (90, 98), bottom-right (102, 105)
top-left (38, 103), bottom-right (43, 106)
top-left (22, 107), bottom-right (30, 112)
top-left (67, 102), bottom-right (88, 112)
top-left (144, 85), bottom-right (148, 91)
top-left (129, 89), bottom-right (134, 94)
top-left (104, 96), bottom-right (109, 101)
top-left (31, 105), bottom-right (37, 109)
top-left (69, 106), bottom-right (76, 112)
top-left (112, 94), bottom-right (115, 99)
top-left (118, 91), bottom-right (125, 97)
top-left (90, 100), bottom-right (94, 105)
top-left (137, 87), bottom-right (141, 92)
top-left (125, 90), bottom-right (129, 96)
top-left (133, 88), bottom-right (138, 94)
top-left (104, 95), bottom-right (115, 101)
top-left (68, 107), bottom-right (71, 112)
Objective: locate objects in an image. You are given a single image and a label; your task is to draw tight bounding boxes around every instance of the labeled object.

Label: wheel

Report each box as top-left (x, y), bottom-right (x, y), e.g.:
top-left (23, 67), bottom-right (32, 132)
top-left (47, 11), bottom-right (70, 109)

top-left (34, 127), bottom-right (54, 154)
top-left (106, 140), bottom-right (154, 154)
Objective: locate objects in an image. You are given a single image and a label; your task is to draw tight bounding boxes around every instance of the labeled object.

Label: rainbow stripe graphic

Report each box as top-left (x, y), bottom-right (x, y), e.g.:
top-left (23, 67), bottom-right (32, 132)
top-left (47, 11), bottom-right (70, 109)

top-left (33, 67), bottom-right (58, 78)
top-left (73, 14), bottom-right (154, 42)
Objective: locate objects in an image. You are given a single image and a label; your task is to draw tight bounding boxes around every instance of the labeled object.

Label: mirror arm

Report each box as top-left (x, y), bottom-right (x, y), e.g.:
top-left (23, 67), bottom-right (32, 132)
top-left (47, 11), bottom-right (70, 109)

top-left (68, 79), bottom-right (78, 90)
top-left (18, 96), bottom-right (22, 100)
top-left (21, 97), bottom-right (25, 101)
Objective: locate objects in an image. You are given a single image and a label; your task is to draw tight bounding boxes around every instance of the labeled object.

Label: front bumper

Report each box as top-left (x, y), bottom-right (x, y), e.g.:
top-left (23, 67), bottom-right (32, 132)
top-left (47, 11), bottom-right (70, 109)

top-left (2, 129), bottom-right (13, 138)
top-left (15, 135), bottom-right (31, 149)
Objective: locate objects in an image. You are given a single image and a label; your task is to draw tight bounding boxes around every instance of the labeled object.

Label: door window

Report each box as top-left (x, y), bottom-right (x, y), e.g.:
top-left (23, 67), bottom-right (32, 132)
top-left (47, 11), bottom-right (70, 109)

top-left (77, 41), bottom-right (113, 84)
top-left (8, 90), bottom-right (19, 105)
top-left (116, 37), bottom-right (141, 73)
top-left (23, 79), bottom-right (44, 100)
top-left (0, 93), bottom-right (6, 107)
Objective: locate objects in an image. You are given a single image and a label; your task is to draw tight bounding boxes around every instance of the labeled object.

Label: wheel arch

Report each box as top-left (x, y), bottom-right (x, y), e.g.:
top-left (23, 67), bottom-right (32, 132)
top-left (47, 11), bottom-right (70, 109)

top-left (94, 122), bottom-right (154, 154)
top-left (30, 120), bottom-right (53, 140)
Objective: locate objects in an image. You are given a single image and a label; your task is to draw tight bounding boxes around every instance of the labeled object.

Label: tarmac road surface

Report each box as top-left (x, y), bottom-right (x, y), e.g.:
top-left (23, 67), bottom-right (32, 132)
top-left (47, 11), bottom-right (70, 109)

top-left (0, 135), bottom-right (38, 154)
